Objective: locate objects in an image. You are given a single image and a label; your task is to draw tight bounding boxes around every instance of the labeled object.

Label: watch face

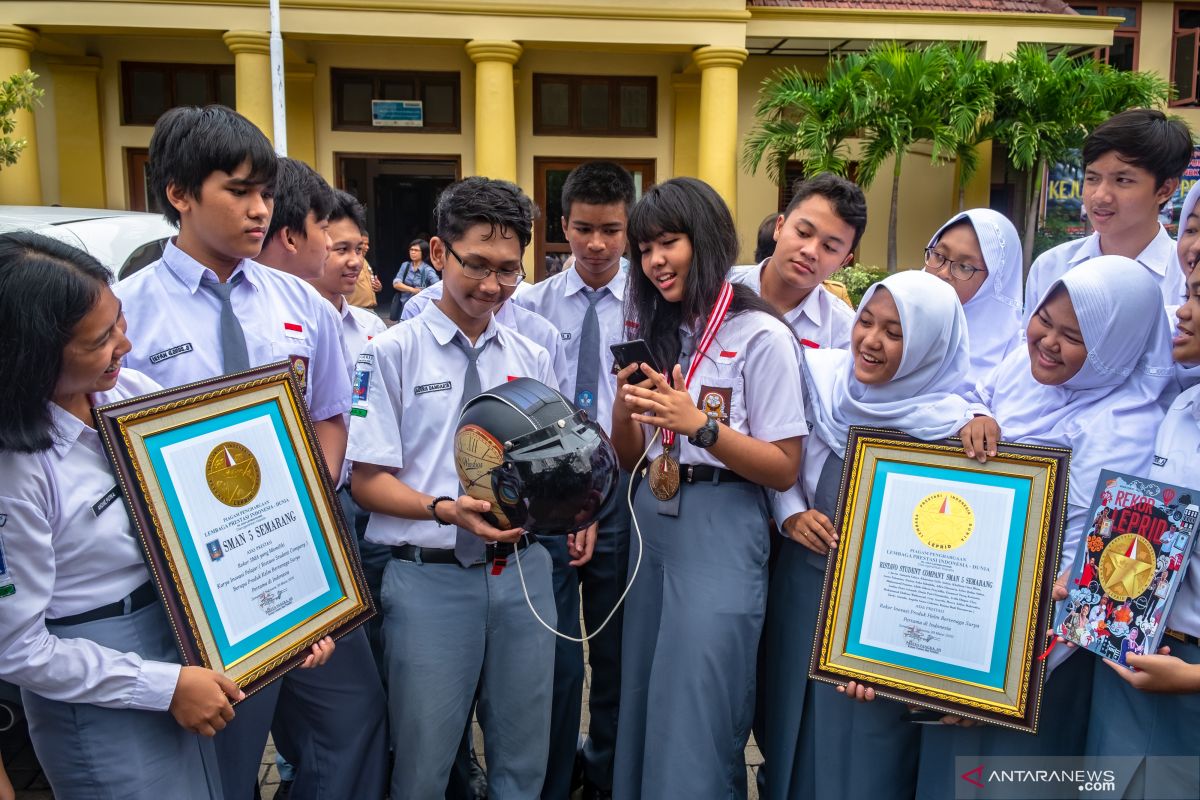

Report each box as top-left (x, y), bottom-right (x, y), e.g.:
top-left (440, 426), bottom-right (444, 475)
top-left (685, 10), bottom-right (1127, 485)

top-left (453, 424), bottom-right (513, 527)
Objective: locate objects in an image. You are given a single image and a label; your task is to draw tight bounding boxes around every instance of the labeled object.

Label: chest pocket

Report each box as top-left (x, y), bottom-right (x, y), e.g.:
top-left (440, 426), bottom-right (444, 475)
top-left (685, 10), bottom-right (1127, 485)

top-left (693, 356), bottom-right (747, 434)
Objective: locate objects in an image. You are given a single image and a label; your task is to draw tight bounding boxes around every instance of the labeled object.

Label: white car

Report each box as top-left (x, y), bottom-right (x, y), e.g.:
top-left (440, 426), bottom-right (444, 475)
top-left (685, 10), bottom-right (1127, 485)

top-left (0, 206), bottom-right (175, 280)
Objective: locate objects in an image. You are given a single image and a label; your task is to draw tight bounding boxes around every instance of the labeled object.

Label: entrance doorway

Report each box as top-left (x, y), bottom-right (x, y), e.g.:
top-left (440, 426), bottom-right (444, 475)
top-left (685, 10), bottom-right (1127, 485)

top-left (336, 154), bottom-right (460, 307)
top-left (533, 157), bottom-right (655, 282)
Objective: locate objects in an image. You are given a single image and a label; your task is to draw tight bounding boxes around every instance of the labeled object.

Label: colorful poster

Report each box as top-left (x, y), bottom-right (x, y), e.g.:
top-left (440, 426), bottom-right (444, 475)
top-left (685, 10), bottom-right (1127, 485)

top-left (1055, 471), bottom-right (1200, 669)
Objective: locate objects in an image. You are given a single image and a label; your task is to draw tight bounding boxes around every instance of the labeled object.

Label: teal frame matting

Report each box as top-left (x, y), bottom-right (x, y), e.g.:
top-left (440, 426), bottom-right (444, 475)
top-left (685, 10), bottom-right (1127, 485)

top-left (845, 458), bottom-right (1032, 689)
top-left (144, 400), bottom-right (343, 666)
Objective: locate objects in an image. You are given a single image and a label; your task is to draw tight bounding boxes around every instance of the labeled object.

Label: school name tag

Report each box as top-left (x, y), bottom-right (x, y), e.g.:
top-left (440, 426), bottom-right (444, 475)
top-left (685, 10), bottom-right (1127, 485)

top-left (149, 343), bottom-right (193, 364)
top-left (92, 485), bottom-right (121, 517)
top-left (415, 381), bottom-right (452, 396)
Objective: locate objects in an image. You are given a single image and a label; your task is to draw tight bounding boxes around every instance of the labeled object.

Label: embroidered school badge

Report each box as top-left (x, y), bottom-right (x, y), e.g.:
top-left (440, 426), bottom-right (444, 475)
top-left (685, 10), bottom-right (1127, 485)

top-left (0, 534), bottom-right (13, 598)
top-left (289, 355), bottom-right (310, 396)
top-left (697, 385), bottom-right (732, 426)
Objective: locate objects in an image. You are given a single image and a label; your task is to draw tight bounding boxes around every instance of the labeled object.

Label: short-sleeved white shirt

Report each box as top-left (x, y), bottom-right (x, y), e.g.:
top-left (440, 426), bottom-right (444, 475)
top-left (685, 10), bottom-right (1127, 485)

top-left (403, 281), bottom-right (570, 387)
top-left (0, 369), bottom-right (180, 711)
top-left (1024, 227), bottom-right (1182, 321)
top-left (339, 299), bottom-right (387, 380)
top-left (512, 267), bottom-right (627, 435)
top-left (115, 239), bottom-right (350, 422)
top-left (728, 261), bottom-right (854, 350)
top-left (346, 303), bottom-right (558, 548)
top-left (641, 309), bottom-right (809, 469)
top-left (1149, 384), bottom-right (1200, 638)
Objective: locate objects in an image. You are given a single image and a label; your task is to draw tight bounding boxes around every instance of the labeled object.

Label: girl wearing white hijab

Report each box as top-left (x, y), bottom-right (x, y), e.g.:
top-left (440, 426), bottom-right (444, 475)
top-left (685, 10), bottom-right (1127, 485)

top-left (918, 255), bottom-right (1172, 796)
top-left (1170, 180), bottom-right (1200, 395)
top-left (760, 270), bottom-right (981, 800)
top-left (925, 208), bottom-right (1023, 384)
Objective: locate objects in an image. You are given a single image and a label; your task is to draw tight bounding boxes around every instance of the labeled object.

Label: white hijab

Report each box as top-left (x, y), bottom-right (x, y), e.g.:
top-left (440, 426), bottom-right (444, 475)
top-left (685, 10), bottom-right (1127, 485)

top-left (927, 208), bottom-right (1023, 378)
top-left (976, 255), bottom-right (1170, 541)
top-left (806, 270), bottom-right (977, 453)
top-left (1173, 182), bottom-right (1200, 392)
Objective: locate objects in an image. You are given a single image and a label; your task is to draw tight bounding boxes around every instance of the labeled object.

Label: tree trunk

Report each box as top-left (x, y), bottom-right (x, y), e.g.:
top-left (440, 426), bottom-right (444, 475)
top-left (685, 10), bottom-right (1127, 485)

top-left (1021, 158), bottom-right (1044, 272)
top-left (958, 183), bottom-right (966, 213)
top-left (888, 155), bottom-right (902, 273)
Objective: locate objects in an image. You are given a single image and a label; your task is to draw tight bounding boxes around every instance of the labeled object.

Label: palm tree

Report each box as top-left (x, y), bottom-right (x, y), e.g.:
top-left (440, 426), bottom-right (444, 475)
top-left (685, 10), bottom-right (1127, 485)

top-left (994, 45), bottom-right (1170, 266)
top-left (855, 41), bottom-right (959, 272)
top-left (944, 46), bottom-right (997, 212)
top-left (743, 52), bottom-right (871, 186)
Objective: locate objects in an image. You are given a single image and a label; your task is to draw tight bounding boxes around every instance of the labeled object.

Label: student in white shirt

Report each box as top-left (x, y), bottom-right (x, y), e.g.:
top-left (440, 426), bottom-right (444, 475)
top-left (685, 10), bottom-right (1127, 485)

top-left (511, 161), bottom-right (635, 799)
top-left (1024, 109), bottom-right (1193, 318)
top-left (113, 106), bottom-right (385, 800)
top-left (610, 178), bottom-right (806, 800)
top-left (925, 208), bottom-right (1023, 383)
top-left (305, 189), bottom-right (389, 682)
top-left (727, 172), bottom-right (861, 350)
top-left (348, 177), bottom-right (595, 799)
top-left (916, 256), bottom-right (1173, 796)
top-left (258, 158), bottom-right (335, 282)
top-left (1083, 264), bottom-right (1200, 799)
top-left (0, 232), bottom-right (245, 799)
top-left (763, 271), bottom-right (979, 800)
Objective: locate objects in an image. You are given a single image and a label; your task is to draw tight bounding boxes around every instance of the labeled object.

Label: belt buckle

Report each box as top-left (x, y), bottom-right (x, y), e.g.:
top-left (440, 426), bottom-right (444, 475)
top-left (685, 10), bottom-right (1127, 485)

top-left (687, 464), bottom-right (694, 484)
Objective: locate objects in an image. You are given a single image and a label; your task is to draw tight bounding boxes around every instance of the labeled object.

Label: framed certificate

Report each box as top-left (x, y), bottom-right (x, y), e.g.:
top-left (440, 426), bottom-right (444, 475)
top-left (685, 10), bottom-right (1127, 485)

top-left (95, 363), bottom-right (373, 699)
top-left (811, 427), bottom-right (1070, 733)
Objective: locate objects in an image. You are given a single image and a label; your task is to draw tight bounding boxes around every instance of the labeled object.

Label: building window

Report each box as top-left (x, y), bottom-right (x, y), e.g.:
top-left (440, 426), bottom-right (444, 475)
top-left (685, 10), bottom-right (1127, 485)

top-left (331, 69), bottom-right (460, 132)
top-left (1069, 4), bottom-right (1139, 70)
top-left (1175, 6), bottom-right (1200, 105)
top-left (533, 74), bottom-right (656, 137)
top-left (121, 62), bottom-right (235, 125)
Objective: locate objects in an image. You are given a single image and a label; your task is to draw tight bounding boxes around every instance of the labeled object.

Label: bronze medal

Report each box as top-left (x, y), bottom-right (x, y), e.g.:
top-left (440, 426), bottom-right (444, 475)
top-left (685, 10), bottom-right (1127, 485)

top-left (648, 452), bottom-right (681, 501)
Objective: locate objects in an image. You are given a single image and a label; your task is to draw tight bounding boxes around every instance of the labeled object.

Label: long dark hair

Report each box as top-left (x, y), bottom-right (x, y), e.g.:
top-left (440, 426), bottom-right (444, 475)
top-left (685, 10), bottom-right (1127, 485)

top-left (0, 232), bottom-right (112, 453)
top-left (625, 177), bottom-right (780, 370)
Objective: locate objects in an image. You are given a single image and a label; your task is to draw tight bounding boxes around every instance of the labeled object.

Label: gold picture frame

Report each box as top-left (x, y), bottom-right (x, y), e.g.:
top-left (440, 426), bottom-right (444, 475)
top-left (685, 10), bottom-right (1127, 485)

top-left (810, 427), bottom-right (1070, 733)
top-left (95, 363), bottom-right (373, 699)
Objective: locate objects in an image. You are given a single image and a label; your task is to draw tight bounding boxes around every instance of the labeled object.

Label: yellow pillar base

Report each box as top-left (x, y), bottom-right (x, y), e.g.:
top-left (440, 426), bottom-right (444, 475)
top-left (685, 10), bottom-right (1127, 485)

top-left (693, 46), bottom-right (747, 218)
top-left (223, 31), bottom-right (273, 144)
top-left (466, 40), bottom-right (522, 184)
top-left (0, 25), bottom-right (42, 205)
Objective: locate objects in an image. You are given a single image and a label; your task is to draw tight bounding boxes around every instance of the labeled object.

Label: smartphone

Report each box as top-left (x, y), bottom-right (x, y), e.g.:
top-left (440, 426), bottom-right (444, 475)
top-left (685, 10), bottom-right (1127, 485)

top-left (610, 339), bottom-right (659, 385)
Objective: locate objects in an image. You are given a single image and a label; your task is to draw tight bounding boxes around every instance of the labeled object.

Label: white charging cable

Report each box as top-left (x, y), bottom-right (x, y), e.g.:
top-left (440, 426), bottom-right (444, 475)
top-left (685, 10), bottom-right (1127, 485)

top-left (510, 434), bottom-right (654, 642)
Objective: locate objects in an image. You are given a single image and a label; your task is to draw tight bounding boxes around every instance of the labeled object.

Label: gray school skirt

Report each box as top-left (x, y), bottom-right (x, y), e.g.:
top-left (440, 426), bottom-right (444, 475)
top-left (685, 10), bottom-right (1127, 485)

top-left (23, 601), bottom-right (223, 800)
top-left (613, 475), bottom-right (771, 800)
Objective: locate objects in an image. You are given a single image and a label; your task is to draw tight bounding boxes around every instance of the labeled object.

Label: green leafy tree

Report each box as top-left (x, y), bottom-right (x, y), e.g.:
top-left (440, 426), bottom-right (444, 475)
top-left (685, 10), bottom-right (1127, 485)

top-left (742, 52), bottom-right (871, 185)
top-left (993, 45), bottom-right (1170, 266)
top-left (944, 47), bottom-right (997, 212)
top-left (855, 41), bottom-right (961, 272)
top-left (0, 69), bottom-right (42, 169)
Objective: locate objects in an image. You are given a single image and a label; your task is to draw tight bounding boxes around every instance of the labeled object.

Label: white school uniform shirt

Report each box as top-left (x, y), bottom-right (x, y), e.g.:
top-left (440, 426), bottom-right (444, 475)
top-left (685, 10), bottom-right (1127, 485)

top-left (115, 239), bottom-right (350, 423)
top-left (641, 309), bottom-right (808, 469)
top-left (401, 281), bottom-right (570, 383)
top-left (1023, 227), bottom-right (1182, 325)
top-left (511, 266), bottom-right (627, 435)
top-left (728, 261), bottom-right (854, 350)
top-left (346, 302), bottom-right (558, 548)
top-left (338, 298), bottom-right (387, 379)
top-left (0, 370), bottom-right (181, 711)
top-left (1149, 384), bottom-right (1200, 638)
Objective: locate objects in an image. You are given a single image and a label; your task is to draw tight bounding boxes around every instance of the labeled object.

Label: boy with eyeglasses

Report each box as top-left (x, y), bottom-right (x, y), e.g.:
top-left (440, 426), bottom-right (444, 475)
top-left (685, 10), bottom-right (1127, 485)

top-left (348, 177), bottom-right (596, 798)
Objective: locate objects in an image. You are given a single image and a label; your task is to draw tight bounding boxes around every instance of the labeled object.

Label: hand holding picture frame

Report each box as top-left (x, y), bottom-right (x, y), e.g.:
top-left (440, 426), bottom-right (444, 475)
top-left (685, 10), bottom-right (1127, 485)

top-left (95, 363), bottom-right (374, 699)
top-left (810, 427), bottom-right (1070, 733)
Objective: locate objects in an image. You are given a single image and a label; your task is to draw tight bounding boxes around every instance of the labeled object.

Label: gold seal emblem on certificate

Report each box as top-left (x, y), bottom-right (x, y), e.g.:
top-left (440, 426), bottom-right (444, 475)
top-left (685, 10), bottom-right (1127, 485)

top-left (1098, 533), bottom-right (1155, 601)
top-left (454, 424), bottom-right (512, 527)
top-left (205, 442), bottom-right (261, 507)
top-left (912, 492), bottom-right (975, 551)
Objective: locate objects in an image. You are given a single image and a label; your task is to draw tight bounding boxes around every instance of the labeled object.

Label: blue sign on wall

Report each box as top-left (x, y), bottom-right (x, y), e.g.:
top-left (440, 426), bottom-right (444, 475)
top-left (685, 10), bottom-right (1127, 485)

top-left (372, 100), bottom-right (423, 127)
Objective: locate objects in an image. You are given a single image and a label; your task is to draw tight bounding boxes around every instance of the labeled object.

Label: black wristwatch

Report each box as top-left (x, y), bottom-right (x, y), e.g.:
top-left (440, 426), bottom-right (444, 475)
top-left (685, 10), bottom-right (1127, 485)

top-left (688, 416), bottom-right (719, 449)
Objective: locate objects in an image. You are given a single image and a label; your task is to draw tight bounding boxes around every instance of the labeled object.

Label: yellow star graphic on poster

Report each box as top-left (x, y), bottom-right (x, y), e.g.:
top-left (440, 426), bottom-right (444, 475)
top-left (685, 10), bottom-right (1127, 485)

top-left (1098, 533), bottom-right (1156, 601)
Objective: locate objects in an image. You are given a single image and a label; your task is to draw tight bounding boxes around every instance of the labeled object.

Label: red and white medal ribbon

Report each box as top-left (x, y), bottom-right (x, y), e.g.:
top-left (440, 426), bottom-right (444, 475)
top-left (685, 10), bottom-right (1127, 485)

top-left (660, 280), bottom-right (735, 452)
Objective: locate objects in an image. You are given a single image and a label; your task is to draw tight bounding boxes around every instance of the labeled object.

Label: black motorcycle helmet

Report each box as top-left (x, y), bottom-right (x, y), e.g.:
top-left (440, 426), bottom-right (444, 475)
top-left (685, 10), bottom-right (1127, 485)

top-left (453, 377), bottom-right (619, 535)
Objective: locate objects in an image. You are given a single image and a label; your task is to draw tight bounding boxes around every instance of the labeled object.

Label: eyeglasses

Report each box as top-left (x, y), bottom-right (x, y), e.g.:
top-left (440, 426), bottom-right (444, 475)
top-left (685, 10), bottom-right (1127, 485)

top-left (444, 242), bottom-right (525, 287)
top-left (924, 248), bottom-right (988, 282)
